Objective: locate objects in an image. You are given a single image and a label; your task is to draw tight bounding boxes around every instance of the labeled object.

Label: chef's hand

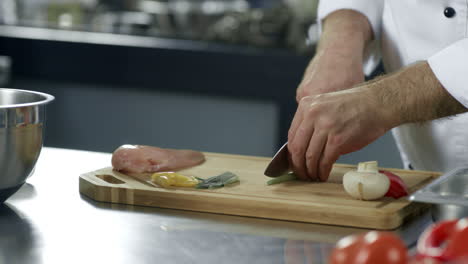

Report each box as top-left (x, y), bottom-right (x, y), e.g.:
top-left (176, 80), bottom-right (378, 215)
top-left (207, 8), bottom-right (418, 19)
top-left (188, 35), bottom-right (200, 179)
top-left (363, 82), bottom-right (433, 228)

top-left (295, 10), bottom-right (372, 102)
top-left (288, 86), bottom-right (394, 181)
top-left (288, 61), bottom-right (467, 181)
top-left (288, 9), bottom-right (376, 181)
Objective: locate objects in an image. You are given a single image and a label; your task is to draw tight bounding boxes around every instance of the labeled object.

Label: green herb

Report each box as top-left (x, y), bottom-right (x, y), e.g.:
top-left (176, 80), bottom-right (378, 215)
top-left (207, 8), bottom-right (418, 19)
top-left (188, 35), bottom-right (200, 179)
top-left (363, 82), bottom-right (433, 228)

top-left (267, 173), bottom-right (297, 185)
top-left (196, 172), bottom-right (239, 189)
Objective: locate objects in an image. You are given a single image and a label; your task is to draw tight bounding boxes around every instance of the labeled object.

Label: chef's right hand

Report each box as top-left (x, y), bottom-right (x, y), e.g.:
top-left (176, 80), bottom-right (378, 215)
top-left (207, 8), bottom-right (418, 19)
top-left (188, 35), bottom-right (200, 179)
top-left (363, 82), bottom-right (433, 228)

top-left (288, 10), bottom-right (375, 181)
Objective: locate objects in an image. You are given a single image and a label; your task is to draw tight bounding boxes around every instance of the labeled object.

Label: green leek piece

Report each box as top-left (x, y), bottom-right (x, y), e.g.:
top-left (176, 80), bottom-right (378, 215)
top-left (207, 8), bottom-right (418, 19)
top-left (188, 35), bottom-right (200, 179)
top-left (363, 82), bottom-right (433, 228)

top-left (196, 172), bottom-right (239, 189)
top-left (267, 173), bottom-right (297, 185)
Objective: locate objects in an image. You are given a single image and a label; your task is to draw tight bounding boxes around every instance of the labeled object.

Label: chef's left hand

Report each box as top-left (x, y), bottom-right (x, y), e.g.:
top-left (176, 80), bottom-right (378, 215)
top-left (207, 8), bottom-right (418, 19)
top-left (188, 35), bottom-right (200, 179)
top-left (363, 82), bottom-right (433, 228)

top-left (287, 86), bottom-right (395, 182)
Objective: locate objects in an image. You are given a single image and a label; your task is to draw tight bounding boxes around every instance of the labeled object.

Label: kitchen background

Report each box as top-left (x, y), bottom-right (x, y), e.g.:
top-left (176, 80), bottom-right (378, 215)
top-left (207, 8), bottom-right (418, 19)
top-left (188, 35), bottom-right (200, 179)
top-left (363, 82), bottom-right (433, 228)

top-left (0, 0), bottom-right (402, 168)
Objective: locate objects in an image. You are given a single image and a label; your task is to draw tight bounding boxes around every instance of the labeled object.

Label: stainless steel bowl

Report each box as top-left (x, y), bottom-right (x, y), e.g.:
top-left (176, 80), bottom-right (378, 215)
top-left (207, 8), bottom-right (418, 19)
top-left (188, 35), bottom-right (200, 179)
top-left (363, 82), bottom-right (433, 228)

top-left (0, 88), bottom-right (54, 202)
top-left (432, 204), bottom-right (468, 222)
top-left (410, 167), bottom-right (468, 222)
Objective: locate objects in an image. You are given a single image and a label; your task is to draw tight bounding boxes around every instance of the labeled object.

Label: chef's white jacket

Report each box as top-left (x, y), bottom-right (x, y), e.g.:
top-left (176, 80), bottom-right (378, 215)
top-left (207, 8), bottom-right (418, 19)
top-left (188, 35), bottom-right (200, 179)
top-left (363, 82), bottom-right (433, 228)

top-left (318, 1), bottom-right (468, 172)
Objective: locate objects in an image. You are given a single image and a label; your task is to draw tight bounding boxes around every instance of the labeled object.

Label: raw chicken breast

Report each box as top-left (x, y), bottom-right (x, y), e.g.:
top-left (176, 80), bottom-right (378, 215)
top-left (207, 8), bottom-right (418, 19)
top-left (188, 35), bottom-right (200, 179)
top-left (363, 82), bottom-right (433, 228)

top-left (111, 145), bottom-right (205, 173)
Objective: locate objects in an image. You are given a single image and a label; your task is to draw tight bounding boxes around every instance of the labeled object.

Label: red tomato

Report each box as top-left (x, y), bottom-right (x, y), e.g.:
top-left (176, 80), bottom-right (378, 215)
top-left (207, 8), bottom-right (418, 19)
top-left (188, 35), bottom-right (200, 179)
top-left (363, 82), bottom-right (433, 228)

top-left (329, 231), bottom-right (408, 264)
top-left (417, 218), bottom-right (468, 262)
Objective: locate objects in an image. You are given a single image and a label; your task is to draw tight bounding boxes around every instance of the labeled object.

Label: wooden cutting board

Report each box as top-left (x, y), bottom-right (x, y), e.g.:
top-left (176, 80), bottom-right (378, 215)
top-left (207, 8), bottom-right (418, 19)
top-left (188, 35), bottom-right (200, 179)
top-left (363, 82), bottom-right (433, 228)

top-left (79, 152), bottom-right (440, 229)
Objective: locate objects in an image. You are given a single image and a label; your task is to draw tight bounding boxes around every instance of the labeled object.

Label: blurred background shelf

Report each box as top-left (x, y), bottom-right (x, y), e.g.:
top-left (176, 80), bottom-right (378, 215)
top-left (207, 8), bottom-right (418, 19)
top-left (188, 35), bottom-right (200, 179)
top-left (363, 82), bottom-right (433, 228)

top-left (0, 0), bottom-right (318, 52)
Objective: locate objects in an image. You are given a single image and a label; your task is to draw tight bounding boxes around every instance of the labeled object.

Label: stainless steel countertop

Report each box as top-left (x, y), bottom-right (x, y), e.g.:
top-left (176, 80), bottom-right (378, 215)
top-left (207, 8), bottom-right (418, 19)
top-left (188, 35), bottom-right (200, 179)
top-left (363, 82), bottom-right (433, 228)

top-left (3, 147), bottom-right (434, 264)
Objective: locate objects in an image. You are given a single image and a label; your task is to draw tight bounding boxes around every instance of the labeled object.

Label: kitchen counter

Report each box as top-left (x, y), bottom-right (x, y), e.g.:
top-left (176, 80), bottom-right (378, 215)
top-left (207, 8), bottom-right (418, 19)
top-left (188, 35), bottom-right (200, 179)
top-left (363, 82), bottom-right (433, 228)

top-left (3, 147), bottom-right (432, 263)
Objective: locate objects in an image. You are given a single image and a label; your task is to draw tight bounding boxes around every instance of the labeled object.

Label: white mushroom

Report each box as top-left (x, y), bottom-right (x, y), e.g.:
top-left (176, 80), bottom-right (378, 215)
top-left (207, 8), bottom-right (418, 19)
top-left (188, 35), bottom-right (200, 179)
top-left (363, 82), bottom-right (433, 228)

top-left (343, 161), bottom-right (390, 200)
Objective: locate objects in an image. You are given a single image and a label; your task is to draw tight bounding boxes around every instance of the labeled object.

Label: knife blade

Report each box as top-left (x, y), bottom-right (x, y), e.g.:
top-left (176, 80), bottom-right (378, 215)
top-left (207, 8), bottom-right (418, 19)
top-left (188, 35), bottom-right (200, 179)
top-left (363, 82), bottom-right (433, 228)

top-left (264, 142), bottom-right (291, 177)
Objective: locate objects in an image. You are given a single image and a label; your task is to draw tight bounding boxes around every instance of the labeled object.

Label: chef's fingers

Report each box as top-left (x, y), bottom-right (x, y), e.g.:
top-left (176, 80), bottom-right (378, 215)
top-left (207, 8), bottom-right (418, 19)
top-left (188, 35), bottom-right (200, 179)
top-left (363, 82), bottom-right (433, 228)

top-left (288, 96), bottom-right (310, 143)
top-left (287, 98), bottom-right (313, 180)
top-left (305, 130), bottom-right (327, 181)
top-left (288, 120), bottom-right (314, 181)
top-left (318, 137), bottom-right (340, 182)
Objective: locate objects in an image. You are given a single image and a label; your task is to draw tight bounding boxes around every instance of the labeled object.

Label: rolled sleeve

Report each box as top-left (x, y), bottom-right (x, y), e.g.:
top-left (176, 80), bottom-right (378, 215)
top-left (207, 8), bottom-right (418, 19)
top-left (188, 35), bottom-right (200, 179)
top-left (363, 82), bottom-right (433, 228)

top-left (316, 0), bottom-right (384, 75)
top-left (428, 39), bottom-right (468, 108)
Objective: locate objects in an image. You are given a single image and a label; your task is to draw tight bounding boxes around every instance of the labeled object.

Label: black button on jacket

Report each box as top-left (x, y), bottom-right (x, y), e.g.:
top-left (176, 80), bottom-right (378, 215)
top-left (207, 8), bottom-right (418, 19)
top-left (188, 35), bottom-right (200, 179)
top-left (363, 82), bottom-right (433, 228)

top-left (444, 7), bottom-right (456, 18)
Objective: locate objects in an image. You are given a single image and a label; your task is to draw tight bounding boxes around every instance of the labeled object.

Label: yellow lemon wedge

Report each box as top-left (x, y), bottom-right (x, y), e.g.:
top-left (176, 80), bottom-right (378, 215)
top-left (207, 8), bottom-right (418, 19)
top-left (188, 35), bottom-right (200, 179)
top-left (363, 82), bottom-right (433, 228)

top-left (151, 172), bottom-right (199, 188)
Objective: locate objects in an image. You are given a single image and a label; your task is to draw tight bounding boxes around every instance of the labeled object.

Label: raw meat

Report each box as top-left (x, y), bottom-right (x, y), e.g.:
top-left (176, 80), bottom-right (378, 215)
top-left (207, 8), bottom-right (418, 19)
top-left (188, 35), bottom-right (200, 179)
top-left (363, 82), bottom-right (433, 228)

top-left (111, 145), bottom-right (205, 173)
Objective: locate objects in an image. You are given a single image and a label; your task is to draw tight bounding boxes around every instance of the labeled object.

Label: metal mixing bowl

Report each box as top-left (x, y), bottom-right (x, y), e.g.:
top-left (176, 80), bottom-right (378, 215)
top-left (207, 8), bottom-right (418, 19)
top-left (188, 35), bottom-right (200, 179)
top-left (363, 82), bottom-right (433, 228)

top-left (0, 88), bottom-right (54, 202)
top-left (432, 204), bottom-right (468, 222)
top-left (410, 167), bottom-right (468, 222)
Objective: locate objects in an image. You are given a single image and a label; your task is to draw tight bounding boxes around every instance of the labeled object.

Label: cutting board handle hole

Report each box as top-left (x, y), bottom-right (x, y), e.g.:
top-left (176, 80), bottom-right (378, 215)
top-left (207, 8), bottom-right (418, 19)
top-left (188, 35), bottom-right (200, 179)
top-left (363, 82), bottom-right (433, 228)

top-left (96, 174), bottom-right (125, 184)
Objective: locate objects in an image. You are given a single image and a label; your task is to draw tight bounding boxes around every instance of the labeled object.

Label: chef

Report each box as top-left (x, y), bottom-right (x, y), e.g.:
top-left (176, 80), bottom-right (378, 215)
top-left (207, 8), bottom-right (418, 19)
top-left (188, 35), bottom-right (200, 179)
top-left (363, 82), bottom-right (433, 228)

top-left (287, 1), bottom-right (468, 181)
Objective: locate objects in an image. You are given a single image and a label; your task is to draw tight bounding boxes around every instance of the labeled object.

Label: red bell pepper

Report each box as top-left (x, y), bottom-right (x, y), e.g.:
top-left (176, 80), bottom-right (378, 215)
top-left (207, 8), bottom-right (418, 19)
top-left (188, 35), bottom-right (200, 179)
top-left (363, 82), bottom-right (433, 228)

top-left (380, 170), bottom-right (409, 199)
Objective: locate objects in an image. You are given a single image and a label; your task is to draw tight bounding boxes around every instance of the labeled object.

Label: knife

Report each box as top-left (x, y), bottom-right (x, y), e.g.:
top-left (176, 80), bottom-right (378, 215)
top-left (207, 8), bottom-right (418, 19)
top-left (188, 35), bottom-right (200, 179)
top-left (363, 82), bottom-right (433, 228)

top-left (264, 142), bottom-right (291, 177)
